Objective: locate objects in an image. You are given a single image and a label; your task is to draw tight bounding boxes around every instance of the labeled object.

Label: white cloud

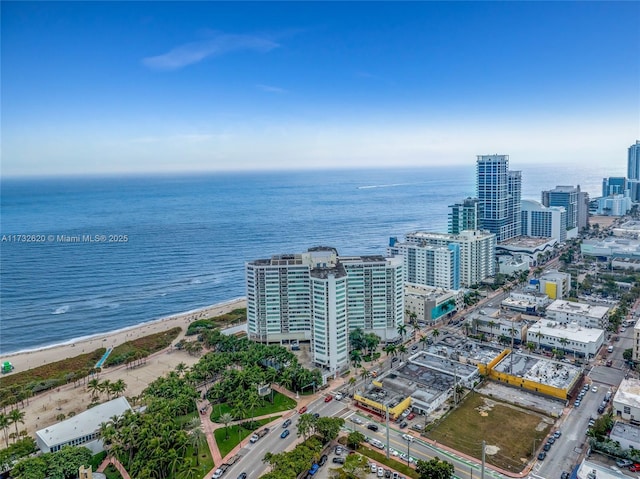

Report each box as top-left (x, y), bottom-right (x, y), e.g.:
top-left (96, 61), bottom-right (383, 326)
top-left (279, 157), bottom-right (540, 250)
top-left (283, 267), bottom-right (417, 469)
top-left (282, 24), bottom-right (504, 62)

top-left (256, 84), bottom-right (287, 94)
top-left (142, 32), bottom-right (279, 70)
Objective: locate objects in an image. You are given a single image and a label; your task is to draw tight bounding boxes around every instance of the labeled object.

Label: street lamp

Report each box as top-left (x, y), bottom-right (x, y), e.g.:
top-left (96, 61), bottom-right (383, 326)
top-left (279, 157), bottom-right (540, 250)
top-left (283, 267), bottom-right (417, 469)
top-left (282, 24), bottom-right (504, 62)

top-left (405, 436), bottom-right (412, 466)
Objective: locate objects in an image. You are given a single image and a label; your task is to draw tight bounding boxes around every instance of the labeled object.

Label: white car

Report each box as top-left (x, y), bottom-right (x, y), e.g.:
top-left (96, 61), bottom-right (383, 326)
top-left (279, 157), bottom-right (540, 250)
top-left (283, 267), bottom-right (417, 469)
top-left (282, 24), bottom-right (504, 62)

top-left (377, 466), bottom-right (384, 477)
top-left (402, 433), bottom-right (413, 442)
top-left (592, 386), bottom-right (598, 393)
top-left (370, 463), bottom-right (377, 473)
top-left (351, 416), bottom-right (363, 425)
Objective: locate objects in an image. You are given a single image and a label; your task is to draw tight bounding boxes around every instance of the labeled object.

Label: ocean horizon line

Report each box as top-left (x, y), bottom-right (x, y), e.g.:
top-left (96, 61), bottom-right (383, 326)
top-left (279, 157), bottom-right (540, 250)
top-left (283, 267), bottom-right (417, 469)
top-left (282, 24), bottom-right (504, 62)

top-left (0, 296), bottom-right (246, 359)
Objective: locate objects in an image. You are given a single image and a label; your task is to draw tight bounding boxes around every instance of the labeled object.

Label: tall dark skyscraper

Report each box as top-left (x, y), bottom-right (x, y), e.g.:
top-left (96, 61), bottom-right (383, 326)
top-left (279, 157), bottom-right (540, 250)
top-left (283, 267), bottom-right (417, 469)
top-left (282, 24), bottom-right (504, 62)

top-left (628, 140), bottom-right (640, 180)
top-left (542, 185), bottom-right (579, 231)
top-left (476, 154), bottom-right (521, 242)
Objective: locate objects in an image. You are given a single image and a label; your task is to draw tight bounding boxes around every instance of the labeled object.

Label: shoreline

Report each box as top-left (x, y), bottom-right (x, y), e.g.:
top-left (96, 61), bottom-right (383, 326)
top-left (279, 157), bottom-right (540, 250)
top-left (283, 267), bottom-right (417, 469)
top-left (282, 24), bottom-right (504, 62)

top-left (0, 297), bottom-right (247, 372)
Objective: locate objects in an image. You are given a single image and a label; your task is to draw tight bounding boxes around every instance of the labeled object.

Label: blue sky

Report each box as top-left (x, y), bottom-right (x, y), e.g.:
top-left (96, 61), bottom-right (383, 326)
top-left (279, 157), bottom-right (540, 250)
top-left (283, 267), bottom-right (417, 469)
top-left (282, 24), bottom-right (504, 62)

top-left (2, 1), bottom-right (639, 176)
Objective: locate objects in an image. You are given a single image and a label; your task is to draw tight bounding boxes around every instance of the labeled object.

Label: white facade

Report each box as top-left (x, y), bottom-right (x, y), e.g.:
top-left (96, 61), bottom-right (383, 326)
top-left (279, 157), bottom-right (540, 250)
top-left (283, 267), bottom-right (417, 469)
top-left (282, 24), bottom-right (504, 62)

top-left (633, 318), bottom-right (640, 363)
top-left (246, 247), bottom-right (404, 371)
top-left (613, 378), bottom-right (640, 422)
top-left (520, 199), bottom-right (566, 242)
top-left (36, 397), bottom-right (132, 454)
top-left (526, 320), bottom-right (605, 358)
top-left (401, 230), bottom-right (496, 287)
top-left (545, 299), bottom-right (609, 328)
top-left (341, 255), bottom-right (404, 340)
top-left (404, 284), bottom-right (461, 323)
top-left (389, 241), bottom-right (458, 289)
top-left (310, 271), bottom-right (348, 372)
top-left (597, 194), bottom-right (633, 216)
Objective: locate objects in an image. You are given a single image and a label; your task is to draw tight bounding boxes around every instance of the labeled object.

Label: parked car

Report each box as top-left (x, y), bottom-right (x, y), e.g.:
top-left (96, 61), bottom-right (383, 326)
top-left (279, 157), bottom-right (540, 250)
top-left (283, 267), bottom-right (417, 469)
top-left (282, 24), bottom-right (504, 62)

top-left (592, 385), bottom-right (599, 393)
top-left (560, 472), bottom-right (570, 479)
top-left (370, 463), bottom-right (377, 473)
top-left (630, 464), bottom-right (640, 472)
top-left (335, 446), bottom-right (343, 455)
top-left (281, 429), bottom-right (290, 439)
top-left (407, 412), bottom-right (416, 420)
top-left (332, 457), bottom-right (345, 464)
top-left (537, 451), bottom-right (546, 461)
top-left (384, 470), bottom-right (391, 478)
top-left (616, 459), bottom-right (633, 467)
top-left (553, 430), bottom-right (562, 438)
top-left (392, 357), bottom-right (399, 363)
top-left (318, 455), bottom-right (328, 466)
top-left (543, 443), bottom-right (551, 452)
top-left (377, 466), bottom-right (384, 477)
top-left (283, 419), bottom-right (291, 428)
top-left (399, 421), bottom-right (408, 429)
top-left (547, 437), bottom-right (555, 444)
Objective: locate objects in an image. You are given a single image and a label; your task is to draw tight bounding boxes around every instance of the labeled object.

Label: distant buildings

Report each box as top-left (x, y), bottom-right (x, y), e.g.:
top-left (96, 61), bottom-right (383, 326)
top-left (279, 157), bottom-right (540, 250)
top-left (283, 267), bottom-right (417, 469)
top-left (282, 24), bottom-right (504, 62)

top-left (246, 247), bottom-right (404, 372)
top-left (541, 185), bottom-right (583, 236)
top-left (448, 197), bottom-right (482, 234)
top-left (404, 284), bottom-right (462, 323)
top-left (36, 397), bottom-right (132, 454)
top-left (520, 199), bottom-right (567, 242)
top-left (394, 230), bottom-right (496, 287)
top-left (628, 140), bottom-right (640, 181)
top-left (476, 154), bottom-right (522, 242)
top-left (581, 238), bottom-right (640, 260)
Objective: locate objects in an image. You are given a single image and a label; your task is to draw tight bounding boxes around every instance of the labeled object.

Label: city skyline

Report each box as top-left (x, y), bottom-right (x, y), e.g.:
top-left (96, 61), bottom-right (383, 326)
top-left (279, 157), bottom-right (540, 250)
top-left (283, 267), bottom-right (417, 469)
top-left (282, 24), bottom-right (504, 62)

top-left (2, 1), bottom-right (639, 177)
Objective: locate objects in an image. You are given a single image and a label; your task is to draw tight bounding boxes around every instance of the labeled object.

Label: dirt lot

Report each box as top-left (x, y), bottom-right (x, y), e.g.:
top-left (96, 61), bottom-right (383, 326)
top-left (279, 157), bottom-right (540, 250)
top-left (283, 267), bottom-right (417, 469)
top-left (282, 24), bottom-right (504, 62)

top-left (425, 392), bottom-right (553, 473)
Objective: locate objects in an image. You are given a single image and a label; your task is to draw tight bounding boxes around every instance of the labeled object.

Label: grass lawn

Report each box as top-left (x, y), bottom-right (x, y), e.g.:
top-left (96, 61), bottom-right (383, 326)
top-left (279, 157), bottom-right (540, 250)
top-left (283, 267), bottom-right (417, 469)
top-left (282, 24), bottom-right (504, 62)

top-left (104, 465), bottom-right (123, 479)
top-left (426, 392), bottom-right (552, 472)
top-left (214, 416), bottom-right (280, 458)
top-left (181, 444), bottom-right (214, 478)
top-left (211, 391), bottom-right (296, 422)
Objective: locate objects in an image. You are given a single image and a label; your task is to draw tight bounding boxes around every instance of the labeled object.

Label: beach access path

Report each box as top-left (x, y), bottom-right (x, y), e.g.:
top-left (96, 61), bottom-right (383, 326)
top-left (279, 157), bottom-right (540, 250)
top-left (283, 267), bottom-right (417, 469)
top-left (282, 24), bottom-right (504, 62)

top-left (1, 298), bottom-right (246, 438)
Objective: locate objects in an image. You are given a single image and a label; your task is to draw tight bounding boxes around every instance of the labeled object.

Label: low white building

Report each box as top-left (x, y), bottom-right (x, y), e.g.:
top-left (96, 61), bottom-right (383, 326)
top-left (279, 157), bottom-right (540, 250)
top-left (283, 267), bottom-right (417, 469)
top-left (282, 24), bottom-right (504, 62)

top-left (545, 299), bottom-right (609, 329)
top-left (501, 289), bottom-right (550, 313)
top-left (609, 421), bottom-right (640, 450)
top-left (526, 320), bottom-right (605, 358)
top-left (36, 397), bottom-right (132, 453)
top-left (466, 309), bottom-right (528, 344)
top-left (613, 378), bottom-right (640, 423)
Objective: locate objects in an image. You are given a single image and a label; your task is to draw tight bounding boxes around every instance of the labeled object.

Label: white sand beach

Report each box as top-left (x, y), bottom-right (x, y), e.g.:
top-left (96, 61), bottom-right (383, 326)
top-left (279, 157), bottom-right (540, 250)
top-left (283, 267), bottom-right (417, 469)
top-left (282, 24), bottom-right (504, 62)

top-left (1, 298), bottom-right (246, 436)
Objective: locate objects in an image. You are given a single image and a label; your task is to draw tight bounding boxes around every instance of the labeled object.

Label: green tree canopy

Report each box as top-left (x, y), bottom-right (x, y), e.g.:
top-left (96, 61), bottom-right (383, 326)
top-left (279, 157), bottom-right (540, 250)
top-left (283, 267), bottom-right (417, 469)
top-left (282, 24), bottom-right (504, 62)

top-left (415, 457), bottom-right (455, 479)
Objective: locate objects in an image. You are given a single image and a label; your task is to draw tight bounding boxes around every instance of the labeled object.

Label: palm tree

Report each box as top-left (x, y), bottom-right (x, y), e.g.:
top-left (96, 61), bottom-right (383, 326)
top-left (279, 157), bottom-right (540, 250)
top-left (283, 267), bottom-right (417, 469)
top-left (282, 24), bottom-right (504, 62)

top-left (8, 409), bottom-right (25, 438)
top-left (419, 335), bottom-right (429, 350)
top-left (432, 329), bottom-right (440, 342)
top-left (536, 331), bottom-right (543, 352)
top-left (88, 378), bottom-right (101, 400)
top-left (0, 413), bottom-right (9, 448)
top-left (111, 379), bottom-right (127, 397)
top-left (359, 368), bottom-right (370, 382)
top-left (350, 349), bottom-right (362, 368)
top-left (188, 428), bottom-right (207, 466)
top-left (398, 344), bottom-right (407, 360)
top-left (559, 337), bottom-right (569, 354)
top-left (397, 324), bottom-right (407, 341)
top-left (526, 342), bottom-right (536, 353)
top-left (219, 412), bottom-right (234, 440)
top-left (175, 362), bottom-right (188, 377)
top-left (487, 321), bottom-right (497, 338)
top-left (383, 344), bottom-right (397, 357)
top-left (348, 377), bottom-right (357, 394)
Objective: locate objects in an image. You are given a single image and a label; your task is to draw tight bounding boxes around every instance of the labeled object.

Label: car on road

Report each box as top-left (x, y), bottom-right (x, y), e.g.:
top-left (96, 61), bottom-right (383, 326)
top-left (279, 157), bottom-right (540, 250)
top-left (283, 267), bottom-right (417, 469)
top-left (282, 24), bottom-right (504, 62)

top-left (237, 474), bottom-right (247, 479)
top-left (281, 429), bottom-right (290, 439)
top-left (616, 459), bottom-right (633, 467)
top-left (367, 424), bottom-right (379, 431)
top-left (630, 464), bottom-right (640, 472)
top-left (537, 451), bottom-right (546, 461)
top-left (335, 393), bottom-right (343, 400)
top-left (212, 470), bottom-right (224, 479)
top-left (312, 413), bottom-right (320, 419)
top-left (598, 405), bottom-right (605, 414)
top-left (351, 417), bottom-right (363, 425)
top-left (283, 419), bottom-right (291, 428)
top-left (324, 395), bottom-right (333, 402)
top-left (299, 406), bottom-right (308, 414)
top-left (402, 433), bottom-right (413, 442)
top-left (392, 357), bottom-right (399, 363)
top-left (560, 472), bottom-right (570, 479)
top-left (318, 455), bottom-right (328, 466)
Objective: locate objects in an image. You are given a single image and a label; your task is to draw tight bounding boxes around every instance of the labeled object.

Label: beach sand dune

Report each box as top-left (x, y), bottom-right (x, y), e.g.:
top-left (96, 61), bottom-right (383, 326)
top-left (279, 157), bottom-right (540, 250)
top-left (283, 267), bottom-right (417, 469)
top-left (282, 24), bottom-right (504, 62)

top-left (1, 298), bottom-right (246, 437)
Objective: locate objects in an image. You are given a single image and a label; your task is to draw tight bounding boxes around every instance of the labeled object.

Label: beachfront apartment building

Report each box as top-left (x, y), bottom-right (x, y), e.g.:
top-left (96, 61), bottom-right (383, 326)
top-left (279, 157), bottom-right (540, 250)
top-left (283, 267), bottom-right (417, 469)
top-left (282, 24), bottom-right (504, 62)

top-left (448, 197), bottom-right (483, 234)
top-left (246, 247), bottom-right (403, 372)
top-left (388, 237), bottom-right (459, 290)
top-left (397, 230), bottom-right (496, 287)
top-left (545, 299), bottom-right (609, 329)
top-left (520, 199), bottom-right (567, 242)
top-left (541, 185), bottom-right (580, 235)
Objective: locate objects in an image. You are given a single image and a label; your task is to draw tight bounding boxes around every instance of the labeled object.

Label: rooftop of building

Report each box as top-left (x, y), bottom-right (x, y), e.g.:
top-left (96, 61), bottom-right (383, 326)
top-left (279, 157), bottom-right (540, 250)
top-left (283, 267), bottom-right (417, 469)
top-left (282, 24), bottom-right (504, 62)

top-left (36, 397), bottom-right (131, 448)
top-left (576, 458), bottom-right (627, 479)
top-left (539, 269), bottom-right (570, 280)
top-left (614, 378), bottom-right (640, 410)
top-left (546, 300), bottom-right (609, 318)
top-left (310, 262), bottom-right (347, 279)
top-left (501, 297), bottom-right (540, 309)
top-left (582, 237), bottom-right (640, 250)
top-left (545, 185), bottom-right (579, 193)
top-left (405, 230), bottom-right (494, 241)
top-left (492, 352), bottom-right (581, 389)
top-left (616, 220), bottom-right (640, 231)
top-left (510, 289), bottom-right (549, 299)
top-left (527, 320), bottom-right (605, 342)
top-left (339, 255), bottom-right (389, 263)
top-left (422, 333), bottom-right (504, 366)
top-left (499, 236), bottom-right (554, 247)
top-left (357, 386), bottom-right (407, 409)
top-left (610, 421), bottom-right (640, 442)
top-left (404, 284), bottom-right (459, 299)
